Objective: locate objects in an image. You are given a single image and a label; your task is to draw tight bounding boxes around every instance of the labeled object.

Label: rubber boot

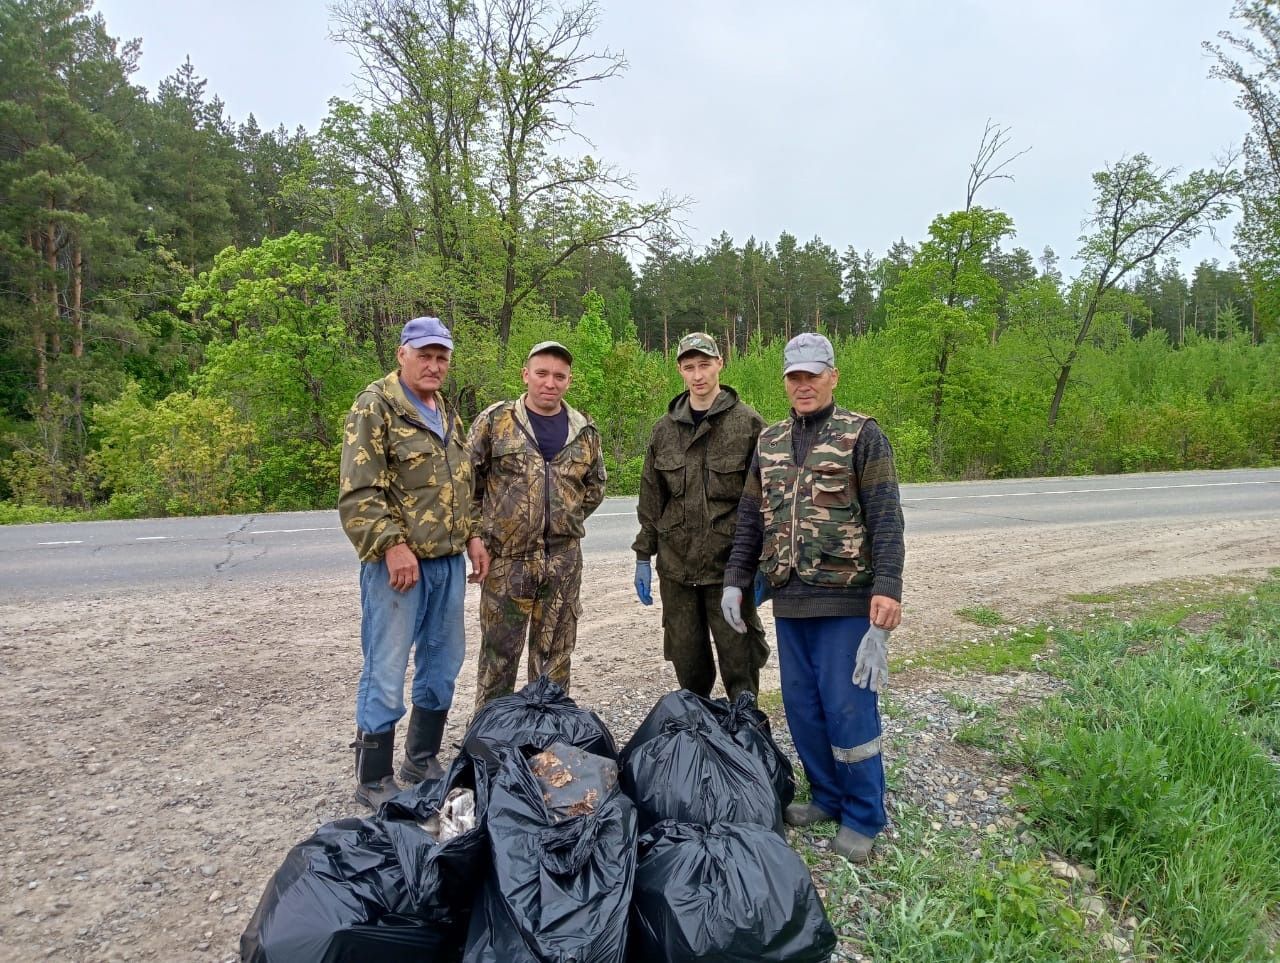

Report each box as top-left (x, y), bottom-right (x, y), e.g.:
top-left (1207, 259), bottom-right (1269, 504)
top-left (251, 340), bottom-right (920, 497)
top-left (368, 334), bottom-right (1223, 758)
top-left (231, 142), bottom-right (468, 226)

top-left (352, 728), bottom-right (400, 811)
top-left (400, 706), bottom-right (448, 784)
top-left (784, 801), bottom-right (837, 827)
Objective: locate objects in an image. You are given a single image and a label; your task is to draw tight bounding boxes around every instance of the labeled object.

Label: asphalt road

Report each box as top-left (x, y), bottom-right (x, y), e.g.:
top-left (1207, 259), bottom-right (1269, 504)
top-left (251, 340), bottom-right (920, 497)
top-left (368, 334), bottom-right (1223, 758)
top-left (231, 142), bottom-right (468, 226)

top-left (2, 468), bottom-right (1277, 602)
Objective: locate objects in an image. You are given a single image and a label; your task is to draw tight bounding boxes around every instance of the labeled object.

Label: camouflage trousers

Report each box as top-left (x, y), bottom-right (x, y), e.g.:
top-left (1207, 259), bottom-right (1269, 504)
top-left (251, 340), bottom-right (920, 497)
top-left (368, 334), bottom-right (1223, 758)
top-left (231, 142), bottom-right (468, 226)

top-left (474, 545), bottom-right (583, 712)
top-left (660, 579), bottom-right (769, 700)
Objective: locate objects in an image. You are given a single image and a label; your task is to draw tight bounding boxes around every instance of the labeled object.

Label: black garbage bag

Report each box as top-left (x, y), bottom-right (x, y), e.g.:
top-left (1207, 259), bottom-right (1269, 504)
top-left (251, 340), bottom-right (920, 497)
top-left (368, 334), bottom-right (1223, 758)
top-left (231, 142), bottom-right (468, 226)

top-left (239, 817), bottom-right (442, 963)
top-left (379, 752), bottom-right (491, 925)
top-left (463, 675), bottom-right (616, 773)
top-left (630, 820), bottom-right (837, 963)
top-left (621, 689), bottom-right (795, 809)
top-left (620, 713), bottom-right (784, 835)
top-left (241, 754), bottom-right (490, 963)
top-left (463, 745), bottom-right (637, 962)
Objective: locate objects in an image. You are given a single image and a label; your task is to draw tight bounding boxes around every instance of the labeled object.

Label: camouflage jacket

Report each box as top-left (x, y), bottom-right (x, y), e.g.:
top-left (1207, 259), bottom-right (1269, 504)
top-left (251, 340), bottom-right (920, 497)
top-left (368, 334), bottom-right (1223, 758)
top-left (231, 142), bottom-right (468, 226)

top-left (758, 407), bottom-right (874, 588)
top-left (632, 387), bottom-right (765, 585)
top-left (338, 373), bottom-right (477, 562)
top-left (467, 395), bottom-right (607, 559)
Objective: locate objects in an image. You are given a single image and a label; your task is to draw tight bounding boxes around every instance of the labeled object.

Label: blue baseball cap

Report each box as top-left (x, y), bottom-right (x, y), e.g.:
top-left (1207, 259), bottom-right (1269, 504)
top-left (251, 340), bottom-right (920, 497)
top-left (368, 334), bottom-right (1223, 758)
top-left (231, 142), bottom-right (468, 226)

top-left (400, 316), bottom-right (453, 350)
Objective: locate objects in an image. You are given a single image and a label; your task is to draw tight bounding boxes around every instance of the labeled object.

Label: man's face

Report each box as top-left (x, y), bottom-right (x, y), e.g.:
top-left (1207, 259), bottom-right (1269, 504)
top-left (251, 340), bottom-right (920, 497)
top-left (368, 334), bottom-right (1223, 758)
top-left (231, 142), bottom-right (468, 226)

top-left (677, 352), bottom-right (724, 406)
top-left (785, 367), bottom-right (839, 415)
top-left (522, 352), bottom-right (572, 415)
top-left (397, 343), bottom-right (451, 399)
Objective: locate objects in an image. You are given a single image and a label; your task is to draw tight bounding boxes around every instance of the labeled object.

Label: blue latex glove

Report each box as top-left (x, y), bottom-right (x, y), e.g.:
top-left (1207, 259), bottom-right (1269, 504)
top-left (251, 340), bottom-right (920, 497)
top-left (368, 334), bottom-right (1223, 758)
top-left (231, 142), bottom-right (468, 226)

top-left (753, 571), bottom-right (771, 606)
top-left (634, 560), bottom-right (653, 606)
top-left (721, 586), bottom-right (746, 633)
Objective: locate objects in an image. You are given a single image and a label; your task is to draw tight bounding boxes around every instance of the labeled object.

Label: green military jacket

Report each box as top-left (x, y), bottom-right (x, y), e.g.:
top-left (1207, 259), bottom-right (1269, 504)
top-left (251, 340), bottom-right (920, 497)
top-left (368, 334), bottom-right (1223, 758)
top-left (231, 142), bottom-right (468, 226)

top-left (758, 406), bottom-right (874, 588)
top-left (338, 372), bottom-right (477, 563)
top-left (633, 387), bottom-right (765, 585)
top-left (467, 395), bottom-right (607, 559)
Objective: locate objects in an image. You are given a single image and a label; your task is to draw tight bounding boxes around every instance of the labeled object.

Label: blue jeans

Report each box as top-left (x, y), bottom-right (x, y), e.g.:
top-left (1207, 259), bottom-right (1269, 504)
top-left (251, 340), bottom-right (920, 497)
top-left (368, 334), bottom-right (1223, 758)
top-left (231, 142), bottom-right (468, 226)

top-left (776, 615), bottom-right (887, 838)
top-left (355, 553), bottom-right (466, 734)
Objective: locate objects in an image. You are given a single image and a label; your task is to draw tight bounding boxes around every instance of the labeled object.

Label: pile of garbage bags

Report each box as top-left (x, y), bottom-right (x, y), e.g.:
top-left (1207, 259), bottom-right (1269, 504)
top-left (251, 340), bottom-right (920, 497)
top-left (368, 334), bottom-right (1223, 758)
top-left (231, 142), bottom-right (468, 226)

top-left (241, 677), bottom-right (836, 962)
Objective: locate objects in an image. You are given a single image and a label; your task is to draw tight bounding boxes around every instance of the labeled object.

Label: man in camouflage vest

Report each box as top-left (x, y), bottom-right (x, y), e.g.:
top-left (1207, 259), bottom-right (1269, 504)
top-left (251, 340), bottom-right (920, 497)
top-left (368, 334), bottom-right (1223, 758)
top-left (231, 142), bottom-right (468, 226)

top-left (338, 316), bottom-right (489, 810)
top-left (467, 340), bottom-right (607, 711)
top-left (722, 332), bottom-right (905, 863)
top-left (632, 331), bottom-right (769, 699)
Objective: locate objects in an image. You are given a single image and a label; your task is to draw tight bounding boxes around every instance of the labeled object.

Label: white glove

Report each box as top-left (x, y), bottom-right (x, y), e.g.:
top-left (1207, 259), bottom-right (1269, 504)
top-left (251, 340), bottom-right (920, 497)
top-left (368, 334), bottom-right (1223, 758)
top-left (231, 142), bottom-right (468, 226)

top-left (720, 586), bottom-right (746, 634)
top-left (852, 625), bottom-right (890, 692)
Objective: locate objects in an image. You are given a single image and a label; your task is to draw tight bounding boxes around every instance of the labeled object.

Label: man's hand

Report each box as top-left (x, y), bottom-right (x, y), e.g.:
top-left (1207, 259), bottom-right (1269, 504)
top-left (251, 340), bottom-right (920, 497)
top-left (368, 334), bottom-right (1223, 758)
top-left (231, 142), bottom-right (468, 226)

top-left (384, 542), bottom-right (419, 593)
top-left (753, 572), bottom-right (770, 607)
top-left (853, 625), bottom-right (890, 692)
top-left (720, 586), bottom-right (747, 633)
top-left (634, 560), bottom-right (653, 606)
top-left (466, 537), bottom-right (490, 585)
top-left (870, 595), bottom-right (902, 631)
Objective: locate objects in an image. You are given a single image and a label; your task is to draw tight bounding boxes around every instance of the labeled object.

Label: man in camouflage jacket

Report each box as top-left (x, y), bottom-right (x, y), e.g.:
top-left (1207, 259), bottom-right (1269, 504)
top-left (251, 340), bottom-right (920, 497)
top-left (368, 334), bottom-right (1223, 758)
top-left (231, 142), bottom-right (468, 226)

top-left (632, 331), bottom-right (769, 699)
top-left (467, 340), bottom-right (607, 711)
top-left (722, 333), bottom-right (905, 864)
top-left (338, 316), bottom-right (488, 810)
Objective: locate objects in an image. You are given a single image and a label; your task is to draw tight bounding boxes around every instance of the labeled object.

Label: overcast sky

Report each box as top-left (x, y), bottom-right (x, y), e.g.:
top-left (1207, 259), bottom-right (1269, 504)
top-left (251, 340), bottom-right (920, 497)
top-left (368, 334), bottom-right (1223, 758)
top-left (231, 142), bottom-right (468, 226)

top-left (93, 0), bottom-right (1247, 274)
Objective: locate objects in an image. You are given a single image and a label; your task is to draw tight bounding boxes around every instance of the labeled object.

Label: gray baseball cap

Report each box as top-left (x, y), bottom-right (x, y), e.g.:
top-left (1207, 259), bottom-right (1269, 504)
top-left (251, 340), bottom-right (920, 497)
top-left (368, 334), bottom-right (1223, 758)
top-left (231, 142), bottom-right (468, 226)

top-left (527, 340), bottom-right (573, 364)
top-left (400, 316), bottom-right (453, 350)
top-left (675, 331), bottom-right (721, 360)
top-left (783, 333), bottom-right (835, 375)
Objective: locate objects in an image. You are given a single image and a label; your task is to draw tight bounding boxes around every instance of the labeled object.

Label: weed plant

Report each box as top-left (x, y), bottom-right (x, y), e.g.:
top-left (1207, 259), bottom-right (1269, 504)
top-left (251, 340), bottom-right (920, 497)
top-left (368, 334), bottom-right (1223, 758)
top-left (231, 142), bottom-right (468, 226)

top-left (1014, 580), bottom-right (1280, 961)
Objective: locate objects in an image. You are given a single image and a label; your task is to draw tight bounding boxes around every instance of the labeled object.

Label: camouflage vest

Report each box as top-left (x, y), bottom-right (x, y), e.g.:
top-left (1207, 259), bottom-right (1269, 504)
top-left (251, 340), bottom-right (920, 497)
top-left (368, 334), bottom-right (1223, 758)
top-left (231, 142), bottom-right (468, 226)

top-left (758, 408), bottom-right (874, 588)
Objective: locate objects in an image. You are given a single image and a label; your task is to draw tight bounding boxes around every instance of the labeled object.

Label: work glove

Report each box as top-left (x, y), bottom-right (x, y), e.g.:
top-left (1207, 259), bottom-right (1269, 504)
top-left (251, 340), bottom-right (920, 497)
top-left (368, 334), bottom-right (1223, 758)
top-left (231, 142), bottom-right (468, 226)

top-left (634, 560), bottom-right (653, 606)
top-left (753, 571), bottom-right (771, 606)
top-left (852, 625), bottom-right (890, 692)
top-left (720, 586), bottom-right (747, 634)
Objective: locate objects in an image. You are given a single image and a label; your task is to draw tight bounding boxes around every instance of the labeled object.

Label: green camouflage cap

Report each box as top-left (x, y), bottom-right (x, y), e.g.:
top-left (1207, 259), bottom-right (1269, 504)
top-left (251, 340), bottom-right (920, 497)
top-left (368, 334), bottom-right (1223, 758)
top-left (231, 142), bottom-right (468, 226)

top-left (675, 331), bottom-right (721, 360)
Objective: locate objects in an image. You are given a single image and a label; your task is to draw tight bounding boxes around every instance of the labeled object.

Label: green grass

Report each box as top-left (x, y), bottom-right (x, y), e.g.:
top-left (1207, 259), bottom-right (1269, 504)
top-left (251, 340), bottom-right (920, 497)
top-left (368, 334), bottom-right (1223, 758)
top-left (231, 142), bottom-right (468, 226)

top-left (956, 605), bottom-right (1007, 627)
top-left (900, 625), bottom-right (1052, 674)
top-left (791, 803), bottom-right (1119, 961)
top-left (940, 693), bottom-right (1006, 750)
top-left (1013, 578), bottom-right (1280, 962)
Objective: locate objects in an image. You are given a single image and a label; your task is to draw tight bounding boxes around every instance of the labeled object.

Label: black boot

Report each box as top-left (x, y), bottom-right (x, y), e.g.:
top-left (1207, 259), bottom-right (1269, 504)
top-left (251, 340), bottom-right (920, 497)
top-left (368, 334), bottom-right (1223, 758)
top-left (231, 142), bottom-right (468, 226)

top-left (352, 728), bottom-right (400, 811)
top-left (400, 706), bottom-right (448, 784)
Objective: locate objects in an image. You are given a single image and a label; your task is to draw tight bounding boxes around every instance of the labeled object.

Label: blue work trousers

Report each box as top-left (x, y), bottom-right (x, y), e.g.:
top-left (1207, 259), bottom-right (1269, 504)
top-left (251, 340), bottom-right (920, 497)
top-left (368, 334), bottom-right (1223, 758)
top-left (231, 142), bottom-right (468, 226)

top-left (355, 553), bottom-right (466, 734)
top-left (776, 614), bottom-right (887, 838)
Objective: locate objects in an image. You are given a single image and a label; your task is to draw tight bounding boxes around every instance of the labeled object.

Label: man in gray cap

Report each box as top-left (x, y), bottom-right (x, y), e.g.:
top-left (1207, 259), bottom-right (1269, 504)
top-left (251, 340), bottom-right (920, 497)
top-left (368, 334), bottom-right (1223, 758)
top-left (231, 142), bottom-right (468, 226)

top-left (467, 340), bottom-right (607, 710)
top-left (721, 332), bottom-right (905, 863)
top-left (633, 332), bottom-right (769, 699)
top-left (339, 316), bottom-right (490, 809)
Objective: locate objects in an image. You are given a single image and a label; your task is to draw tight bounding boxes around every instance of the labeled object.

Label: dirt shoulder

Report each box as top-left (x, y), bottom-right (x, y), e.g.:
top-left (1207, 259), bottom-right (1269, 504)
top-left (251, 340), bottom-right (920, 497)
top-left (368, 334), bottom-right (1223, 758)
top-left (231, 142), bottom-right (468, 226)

top-left (0, 516), bottom-right (1276, 962)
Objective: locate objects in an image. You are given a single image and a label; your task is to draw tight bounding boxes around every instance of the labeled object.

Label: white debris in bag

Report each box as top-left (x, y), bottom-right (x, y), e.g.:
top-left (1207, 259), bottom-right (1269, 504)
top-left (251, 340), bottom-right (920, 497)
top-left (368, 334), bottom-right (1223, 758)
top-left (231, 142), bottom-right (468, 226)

top-left (434, 787), bottom-right (476, 841)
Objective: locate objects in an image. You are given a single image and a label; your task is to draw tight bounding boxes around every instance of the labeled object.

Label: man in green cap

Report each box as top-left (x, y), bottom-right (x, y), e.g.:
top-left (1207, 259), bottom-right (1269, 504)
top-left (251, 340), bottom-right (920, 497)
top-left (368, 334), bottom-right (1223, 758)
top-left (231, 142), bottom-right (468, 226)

top-left (632, 332), bottom-right (769, 699)
top-left (467, 340), bottom-right (608, 710)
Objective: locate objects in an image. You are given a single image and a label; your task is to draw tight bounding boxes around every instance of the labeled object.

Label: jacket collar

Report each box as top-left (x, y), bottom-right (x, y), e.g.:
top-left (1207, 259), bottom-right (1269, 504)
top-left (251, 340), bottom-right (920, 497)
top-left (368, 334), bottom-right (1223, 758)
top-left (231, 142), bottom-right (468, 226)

top-left (513, 393), bottom-right (593, 442)
top-left (789, 400), bottom-right (836, 432)
top-left (669, 385), bottom-right (739, 425)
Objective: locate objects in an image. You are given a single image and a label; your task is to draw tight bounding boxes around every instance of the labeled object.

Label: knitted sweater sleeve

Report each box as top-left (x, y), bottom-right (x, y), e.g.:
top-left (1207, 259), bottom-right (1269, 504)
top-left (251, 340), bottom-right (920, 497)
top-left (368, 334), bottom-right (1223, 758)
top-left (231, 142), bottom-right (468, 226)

top-left (854, 419), bottom-right (905, 601)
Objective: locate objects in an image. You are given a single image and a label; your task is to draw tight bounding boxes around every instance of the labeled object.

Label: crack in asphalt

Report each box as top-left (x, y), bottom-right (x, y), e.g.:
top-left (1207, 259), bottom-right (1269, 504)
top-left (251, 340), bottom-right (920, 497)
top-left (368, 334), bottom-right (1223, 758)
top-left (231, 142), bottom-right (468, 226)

top-left (214, 515), bottom-right (263, 574)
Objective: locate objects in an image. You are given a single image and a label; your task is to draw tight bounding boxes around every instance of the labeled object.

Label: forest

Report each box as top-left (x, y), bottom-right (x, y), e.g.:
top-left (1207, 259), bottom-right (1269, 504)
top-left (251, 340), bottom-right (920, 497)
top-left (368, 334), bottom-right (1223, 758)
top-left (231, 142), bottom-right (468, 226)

top-left (1, 0), bottom-right (1278, 520)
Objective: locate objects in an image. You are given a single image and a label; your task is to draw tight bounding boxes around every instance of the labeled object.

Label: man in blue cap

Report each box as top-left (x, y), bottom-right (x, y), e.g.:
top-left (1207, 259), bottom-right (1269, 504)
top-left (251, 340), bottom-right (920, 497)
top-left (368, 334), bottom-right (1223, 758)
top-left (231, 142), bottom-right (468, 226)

top-left (721, 332), bottom-right (905, 863)
top-left (338, 316), bottom-right (489, 809)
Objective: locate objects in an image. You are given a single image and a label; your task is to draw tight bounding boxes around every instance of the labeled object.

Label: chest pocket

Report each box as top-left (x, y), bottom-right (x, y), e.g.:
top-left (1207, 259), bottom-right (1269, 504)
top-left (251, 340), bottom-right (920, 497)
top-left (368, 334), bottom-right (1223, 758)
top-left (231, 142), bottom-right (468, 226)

top-left (390, 432), bottom-right (445, 491)
top-left (810, 470), bottom-right (853, 510)
top-left (705, 450), bottom-right (749, 503)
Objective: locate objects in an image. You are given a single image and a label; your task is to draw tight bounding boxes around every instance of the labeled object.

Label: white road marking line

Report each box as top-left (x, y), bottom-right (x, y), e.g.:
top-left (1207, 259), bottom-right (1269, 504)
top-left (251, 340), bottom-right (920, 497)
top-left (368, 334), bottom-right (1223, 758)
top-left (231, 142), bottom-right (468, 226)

top-left (249, 527), bottom-right (337, 535)
top-left (904, 480), bottom-right (1278, 503)
top-left (135, 536), bottom-right (169, 541)
top-left (38, 540), bottom-right (83, 545)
